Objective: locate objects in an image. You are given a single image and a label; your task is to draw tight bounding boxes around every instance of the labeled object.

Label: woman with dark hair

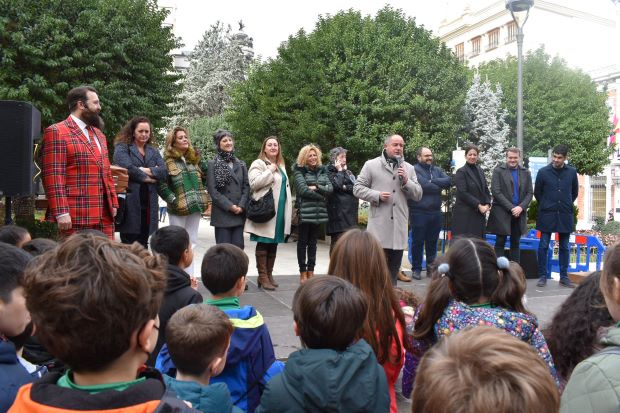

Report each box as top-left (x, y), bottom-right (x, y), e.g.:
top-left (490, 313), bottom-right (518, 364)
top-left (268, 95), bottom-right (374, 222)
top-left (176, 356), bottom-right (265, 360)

top-left (244, 136), bottom-right (292, 291)
top-left (113, 116), bottom-right (167, 247)
top-left (451, 144), bottom-right (491, 239)
top-left (326, 147), bottom-right (358, 254)
top-left (206, 129), bottom-right (249, 250)
top-left (159, 126), bottom-right (209, 276)
top-left (293, 144), bottom-right (332, 284)
top-left (544, 271), bottom-right (614, 387)
top-left (327, 229), bottom-right (410, 413)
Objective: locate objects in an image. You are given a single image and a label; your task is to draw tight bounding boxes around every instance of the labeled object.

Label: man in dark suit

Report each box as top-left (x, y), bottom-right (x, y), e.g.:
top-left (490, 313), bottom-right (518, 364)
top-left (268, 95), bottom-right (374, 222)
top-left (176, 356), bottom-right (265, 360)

top-left (534, 144), bottom-right (578, 288)
top-left (41, 86), bottom-right (118, 238)
top-left (486, 147), bottom-right (533, 264)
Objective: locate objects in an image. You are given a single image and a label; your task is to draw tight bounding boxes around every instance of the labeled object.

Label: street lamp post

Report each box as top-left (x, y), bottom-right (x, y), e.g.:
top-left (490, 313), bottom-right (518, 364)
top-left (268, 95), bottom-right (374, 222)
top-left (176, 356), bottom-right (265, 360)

top-left (506, 0), bottom-right (533, 162)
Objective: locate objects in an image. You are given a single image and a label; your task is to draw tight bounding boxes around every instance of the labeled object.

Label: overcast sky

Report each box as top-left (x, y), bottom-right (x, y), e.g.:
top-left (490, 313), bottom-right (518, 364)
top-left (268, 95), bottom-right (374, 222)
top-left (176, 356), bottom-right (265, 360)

top-left (169, 1), bottom-right (449, 59)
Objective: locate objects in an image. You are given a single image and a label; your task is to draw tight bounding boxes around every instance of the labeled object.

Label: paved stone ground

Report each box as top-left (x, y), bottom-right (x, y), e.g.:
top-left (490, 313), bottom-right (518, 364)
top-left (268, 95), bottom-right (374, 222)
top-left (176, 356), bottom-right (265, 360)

top-left (167, 217), bottom-right (574, 412)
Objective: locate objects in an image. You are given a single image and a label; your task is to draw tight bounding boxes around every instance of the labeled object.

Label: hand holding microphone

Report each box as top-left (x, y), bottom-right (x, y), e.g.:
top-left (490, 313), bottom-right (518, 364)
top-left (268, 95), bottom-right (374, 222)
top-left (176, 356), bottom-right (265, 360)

top-left (395, 155), bottom-right (407, 185)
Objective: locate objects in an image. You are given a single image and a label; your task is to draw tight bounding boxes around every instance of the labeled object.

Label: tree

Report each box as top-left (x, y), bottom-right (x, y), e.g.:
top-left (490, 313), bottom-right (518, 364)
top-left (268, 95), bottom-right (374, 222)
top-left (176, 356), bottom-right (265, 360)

top-left (173, 22), bottom-right (254, 124)
top-left (463, 73), bottom-right (510, 180)
top-left (227, 7), bottom-right (470, 172)
top-left (478, 48), bottom-right (611, 175)
top-left (0, 0), bottom-right (180, 143)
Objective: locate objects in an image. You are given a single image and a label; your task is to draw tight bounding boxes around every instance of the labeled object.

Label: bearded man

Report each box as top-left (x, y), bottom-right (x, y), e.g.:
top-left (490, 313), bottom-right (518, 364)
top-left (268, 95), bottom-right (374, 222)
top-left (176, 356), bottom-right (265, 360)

top-left (41, 86), bottom-right (117, 238)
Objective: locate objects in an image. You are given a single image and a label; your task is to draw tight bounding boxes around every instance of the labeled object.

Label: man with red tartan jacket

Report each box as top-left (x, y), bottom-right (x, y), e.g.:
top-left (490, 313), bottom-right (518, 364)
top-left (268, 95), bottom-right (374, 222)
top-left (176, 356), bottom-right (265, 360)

top-left (41, 86), bottom-right (117, 238)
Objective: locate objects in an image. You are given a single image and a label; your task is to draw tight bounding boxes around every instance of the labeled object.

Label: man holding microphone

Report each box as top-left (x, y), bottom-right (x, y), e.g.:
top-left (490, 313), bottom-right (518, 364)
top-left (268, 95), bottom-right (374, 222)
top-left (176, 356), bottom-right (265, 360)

top-left (354, 134), bottom-right (422, 285)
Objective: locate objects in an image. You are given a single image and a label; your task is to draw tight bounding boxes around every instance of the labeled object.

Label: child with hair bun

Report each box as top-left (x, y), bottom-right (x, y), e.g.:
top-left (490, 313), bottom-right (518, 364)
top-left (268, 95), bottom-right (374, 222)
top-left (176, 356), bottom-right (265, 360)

top-left (412, 237), bottom-right (559, 386)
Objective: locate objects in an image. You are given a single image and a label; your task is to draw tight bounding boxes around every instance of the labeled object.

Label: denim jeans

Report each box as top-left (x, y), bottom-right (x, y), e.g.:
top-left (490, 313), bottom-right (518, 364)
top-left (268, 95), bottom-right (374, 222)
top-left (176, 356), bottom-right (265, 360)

top-left (410, 212), bottom-right (442, 272)
top-left (537, 231), bottom-right (570, 282)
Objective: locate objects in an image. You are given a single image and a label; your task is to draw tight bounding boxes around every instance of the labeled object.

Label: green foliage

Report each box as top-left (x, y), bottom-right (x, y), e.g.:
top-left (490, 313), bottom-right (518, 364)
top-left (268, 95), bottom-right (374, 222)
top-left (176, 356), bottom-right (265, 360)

top-left (593, 216), bottom-right (606, 232)
top-left (227, 7), bottom-right (469, 172)
top-left (186, 114), bottom-right (231, 162)
top-left (15, 218), bottom-right (59, 240)
top-left (0, 0), bottom-right (181, 146)
top-left (601, 221), bottom-right (620, 236)
top-left (478, 48), bottom-right (611, 175)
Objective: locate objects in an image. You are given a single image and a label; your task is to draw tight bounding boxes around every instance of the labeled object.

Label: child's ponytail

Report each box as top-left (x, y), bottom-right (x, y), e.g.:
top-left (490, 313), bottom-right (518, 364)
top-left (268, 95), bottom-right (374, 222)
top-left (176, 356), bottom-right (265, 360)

top-left (413, 261), bottom-right (452, 345)
top-left (491, 259), bottom-right (529, 314)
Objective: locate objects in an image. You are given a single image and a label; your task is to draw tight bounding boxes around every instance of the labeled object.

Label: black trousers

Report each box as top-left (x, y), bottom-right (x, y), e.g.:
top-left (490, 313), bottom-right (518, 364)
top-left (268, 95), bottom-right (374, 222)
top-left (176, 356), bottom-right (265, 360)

top-left (494, 217), bottom-right (522, 263)
top-left (120, 208), bottom-right (150, 248)
top-left (384, 248), bottom-right (404, 286)
top-left (215, 225), bottom-right (245, 250)
top-left (297, 223), bottom-right (319, 272)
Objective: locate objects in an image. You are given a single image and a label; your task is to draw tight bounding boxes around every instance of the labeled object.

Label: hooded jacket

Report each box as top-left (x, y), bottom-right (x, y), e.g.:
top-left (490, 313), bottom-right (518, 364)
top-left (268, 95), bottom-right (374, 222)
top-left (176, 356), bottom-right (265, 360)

top-left (407, 299), bottom-right (560, 391)
top-left (255, 339), bottom-right (390, 413)
top-left (561, 326), bottom-right (620, 412)
top-left (149, 264), bottom-right (202, 367)
top-left (163, 375), bottom-right (242, 413)
top-left (8, 369), bottom-right (198, 413)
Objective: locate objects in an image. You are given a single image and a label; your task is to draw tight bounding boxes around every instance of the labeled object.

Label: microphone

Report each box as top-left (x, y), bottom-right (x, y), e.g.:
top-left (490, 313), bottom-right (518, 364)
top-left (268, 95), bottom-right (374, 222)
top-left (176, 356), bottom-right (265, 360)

top-left (395, 155), bottom-right (403, 182)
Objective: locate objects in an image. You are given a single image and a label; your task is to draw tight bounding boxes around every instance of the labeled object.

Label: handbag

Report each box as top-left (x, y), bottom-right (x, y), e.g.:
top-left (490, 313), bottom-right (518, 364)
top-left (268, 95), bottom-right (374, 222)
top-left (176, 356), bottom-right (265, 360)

top-left (247, 188), bottom-right (276, 223)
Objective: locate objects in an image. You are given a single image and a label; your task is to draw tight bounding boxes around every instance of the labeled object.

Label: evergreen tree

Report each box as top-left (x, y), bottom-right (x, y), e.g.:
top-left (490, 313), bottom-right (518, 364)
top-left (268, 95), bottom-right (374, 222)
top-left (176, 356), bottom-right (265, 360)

top-left (174, 21), bottom-right (254, 124)
top-left (463, 73), bottom-right (510, 180)
top-left (227, 7), bottom-right (469, 171)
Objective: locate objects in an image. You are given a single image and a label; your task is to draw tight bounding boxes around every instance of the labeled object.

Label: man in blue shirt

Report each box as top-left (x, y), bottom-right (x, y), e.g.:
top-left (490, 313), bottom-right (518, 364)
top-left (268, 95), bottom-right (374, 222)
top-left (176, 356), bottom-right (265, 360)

top-left (486, 148), bottom-right (533, 264)
top-left (408, 147), bottom-right (452, 279)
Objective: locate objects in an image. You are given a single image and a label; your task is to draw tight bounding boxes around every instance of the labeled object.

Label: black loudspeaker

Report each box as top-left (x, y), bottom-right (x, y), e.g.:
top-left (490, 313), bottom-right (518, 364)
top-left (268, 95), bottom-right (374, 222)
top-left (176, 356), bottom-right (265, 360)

top-left (521, 249), bottom-right (539, 279)
top-left (0, 101), bottom-right (41, 196)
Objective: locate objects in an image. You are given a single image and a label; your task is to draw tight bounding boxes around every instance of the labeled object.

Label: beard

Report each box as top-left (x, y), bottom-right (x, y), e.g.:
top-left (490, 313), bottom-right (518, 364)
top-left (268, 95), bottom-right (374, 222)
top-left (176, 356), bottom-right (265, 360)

top-left (81, 108), bottom-right (104, 130)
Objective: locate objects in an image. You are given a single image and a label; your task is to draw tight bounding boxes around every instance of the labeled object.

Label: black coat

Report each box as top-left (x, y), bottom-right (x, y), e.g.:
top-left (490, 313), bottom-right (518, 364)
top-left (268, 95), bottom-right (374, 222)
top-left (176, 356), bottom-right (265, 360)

top-left (486, 163), bottom-right (533, 236)
top-left (452, 163), bottom-right (491, 239)
top-left (326, 165), bottom-right (359, 234)
top-left (534, 163), bottom-right (579, 234)
top-left (206, 158), bottom-right (250, 228)
top-left (149, 264), bottom-right (203, 366)
top-left (113, 143), bottom-right (167, 235)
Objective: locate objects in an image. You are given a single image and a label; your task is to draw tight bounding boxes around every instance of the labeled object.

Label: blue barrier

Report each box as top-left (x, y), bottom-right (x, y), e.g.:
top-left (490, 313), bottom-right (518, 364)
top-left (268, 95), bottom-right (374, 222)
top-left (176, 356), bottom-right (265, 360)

top-left (408, 228), bottom-right (605, 276)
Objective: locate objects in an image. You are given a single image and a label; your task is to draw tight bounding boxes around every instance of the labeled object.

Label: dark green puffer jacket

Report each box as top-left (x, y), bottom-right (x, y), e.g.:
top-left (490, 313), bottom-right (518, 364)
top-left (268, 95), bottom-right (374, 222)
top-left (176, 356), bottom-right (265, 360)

top-left (255, 339), bottom-right (390, 413)
top-left (293, 164), bottom-right (333, 224)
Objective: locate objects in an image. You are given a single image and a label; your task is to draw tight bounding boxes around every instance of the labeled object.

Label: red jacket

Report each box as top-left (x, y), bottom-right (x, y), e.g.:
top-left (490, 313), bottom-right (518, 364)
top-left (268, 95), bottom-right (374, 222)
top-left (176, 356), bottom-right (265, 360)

top-left (41, 116), bottom-right (117, 226)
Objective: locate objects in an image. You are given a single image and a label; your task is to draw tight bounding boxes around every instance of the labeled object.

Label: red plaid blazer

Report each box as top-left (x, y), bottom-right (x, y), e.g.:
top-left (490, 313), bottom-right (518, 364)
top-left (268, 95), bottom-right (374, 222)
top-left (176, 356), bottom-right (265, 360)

top-left (41, 116), bottom-right (118, 226)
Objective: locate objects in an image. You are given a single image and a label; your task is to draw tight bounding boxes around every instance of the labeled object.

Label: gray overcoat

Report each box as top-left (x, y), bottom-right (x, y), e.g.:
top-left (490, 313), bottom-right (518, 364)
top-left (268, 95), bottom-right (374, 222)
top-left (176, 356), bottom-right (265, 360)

top-left (354, 154), bottom-right (422, 250)
top-left (486, 163), bottom-right (533, 236)
top-left (112, 143), bottom-right (167, 235)
top-left (206, 158), bottom-right (250, 228)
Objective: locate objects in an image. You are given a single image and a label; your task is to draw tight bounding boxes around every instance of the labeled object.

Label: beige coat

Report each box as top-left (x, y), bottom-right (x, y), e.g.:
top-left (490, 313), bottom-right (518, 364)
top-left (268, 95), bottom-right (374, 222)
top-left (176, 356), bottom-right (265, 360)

top-left (244, 159), bottom-right (292, 238)
top-left (354, 155), bottom-right (422, 250)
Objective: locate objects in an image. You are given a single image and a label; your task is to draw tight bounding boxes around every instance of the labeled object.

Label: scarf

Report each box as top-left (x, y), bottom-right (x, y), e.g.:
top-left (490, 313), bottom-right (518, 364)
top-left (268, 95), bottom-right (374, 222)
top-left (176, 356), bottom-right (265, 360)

top-left (214, 150), bottom-right (235, 189)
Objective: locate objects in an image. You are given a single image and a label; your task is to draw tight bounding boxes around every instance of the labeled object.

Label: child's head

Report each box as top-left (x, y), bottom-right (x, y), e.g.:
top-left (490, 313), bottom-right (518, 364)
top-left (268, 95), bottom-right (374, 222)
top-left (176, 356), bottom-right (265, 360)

top-left (0, 225), bottom-right (31, 248)
top-left (201, 244), bottom-right (248, 296)
top-left (22, 233), bottom-right (167, 373)
top-left (544, 271), bottom-right (613, 382)
top-left (166, 304), bottom-right (233, 378)
top-left (414, 238), bottom-right (524, 342)
top-left (412, 326), bottom-right (560, 413)
top-left (327, 228), bottom-right (408, 362)
top-left (150, 225), bottom-right (192, 267)
top-left (293, 276), bottom-right (367, 351)
top-left (21, 238), bottom-right (58, 257)
top-left (0, 243), bottom-right (32, 337)
top-left (601, 242), bottom-right (620, 322)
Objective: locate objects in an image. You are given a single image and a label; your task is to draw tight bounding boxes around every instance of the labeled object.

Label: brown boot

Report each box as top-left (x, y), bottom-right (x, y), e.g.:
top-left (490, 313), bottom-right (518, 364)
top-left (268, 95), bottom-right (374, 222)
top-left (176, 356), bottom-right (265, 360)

top-left (306, 270), bottom-right (314, 280)
top-left (266, 251), bottom-right (279, 287)
top-left (300, 271), bottom-right (308, 284)
top-left (256, 250), bottom-right (276, 291)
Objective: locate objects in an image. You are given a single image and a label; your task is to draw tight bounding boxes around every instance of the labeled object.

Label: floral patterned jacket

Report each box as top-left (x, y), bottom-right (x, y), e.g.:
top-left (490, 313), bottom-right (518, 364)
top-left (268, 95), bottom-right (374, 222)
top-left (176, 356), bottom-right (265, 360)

top-left (402, 299), bottom-right (560, 397)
